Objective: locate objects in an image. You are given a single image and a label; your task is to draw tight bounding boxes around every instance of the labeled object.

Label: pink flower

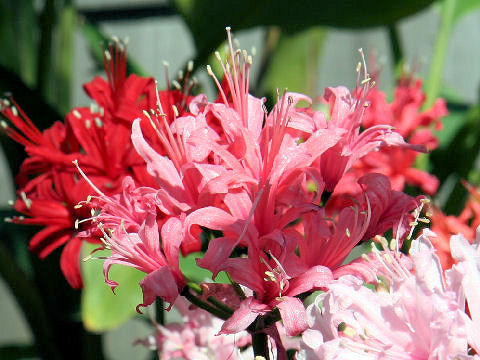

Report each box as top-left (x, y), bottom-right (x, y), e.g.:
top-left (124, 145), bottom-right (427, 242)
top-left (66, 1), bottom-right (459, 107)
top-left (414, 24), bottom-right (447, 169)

top-left (299, 229), bottom-right (470, 359)
top-left (315, 80), bottom-right (425, 193)
top-left (449, 229), bottom-right (480, 355)
top-left (136, 298), bottom-right (252, 360)
top-left (335, 76), bottom-right (447, 196)
top-left (77, 174), bottom-right (185, 310)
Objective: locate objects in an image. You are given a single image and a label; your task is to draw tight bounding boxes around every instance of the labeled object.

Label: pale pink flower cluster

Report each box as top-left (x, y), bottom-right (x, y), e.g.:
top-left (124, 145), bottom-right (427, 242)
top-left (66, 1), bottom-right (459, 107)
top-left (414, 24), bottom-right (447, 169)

top-left (298, 228), bottom-right (480, 360)
top-left (136, 298), bottom-right (252, 360)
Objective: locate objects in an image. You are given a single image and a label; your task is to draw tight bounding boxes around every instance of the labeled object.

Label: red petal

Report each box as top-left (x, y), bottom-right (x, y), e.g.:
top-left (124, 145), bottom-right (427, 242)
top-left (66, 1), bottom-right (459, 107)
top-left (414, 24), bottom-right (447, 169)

top-left (60, 235), bottom-right (84, 289)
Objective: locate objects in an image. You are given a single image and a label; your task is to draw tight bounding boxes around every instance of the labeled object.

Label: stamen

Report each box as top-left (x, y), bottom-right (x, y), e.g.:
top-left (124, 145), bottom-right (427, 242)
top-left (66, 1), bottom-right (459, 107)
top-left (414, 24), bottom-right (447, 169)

top-left (20, 192), bottom-right (32, 209)
top-left (72, 160), bottom-right (105, 197)
top-left (172, 80), bottom-right (181, 90)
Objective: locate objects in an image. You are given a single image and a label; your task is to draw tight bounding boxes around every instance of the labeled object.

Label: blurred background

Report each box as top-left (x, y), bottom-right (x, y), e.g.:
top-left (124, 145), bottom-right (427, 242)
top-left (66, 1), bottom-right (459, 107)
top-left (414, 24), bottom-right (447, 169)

top-left (1, 0), bottom-right (480, 359)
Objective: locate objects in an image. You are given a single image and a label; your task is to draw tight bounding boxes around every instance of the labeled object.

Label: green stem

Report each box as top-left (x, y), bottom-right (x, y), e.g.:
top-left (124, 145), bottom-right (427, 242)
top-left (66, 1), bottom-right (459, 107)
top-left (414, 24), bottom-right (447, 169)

top-left (56, 0), bottom-right (75, 115)
top-left (387, 24), bottom-right (403, 73)
top-left (0, 241), bottom-right (61, 360)
top-left (37, 0), bottom-right (56, 96)
top-left (181, 287), bottom-right (230, 320)
top-left (227, 273), bottom-right (246, 300)
top-left (207, 296), bottom-right (234, 315)
top-left (424, 0), bottom-right (457, 108)
top-left (251, 330), bottom-right (269, 360)
top-left (155, 298), bottom-right (165, 325)
top-left (186, 281), bottom-right (202, 294)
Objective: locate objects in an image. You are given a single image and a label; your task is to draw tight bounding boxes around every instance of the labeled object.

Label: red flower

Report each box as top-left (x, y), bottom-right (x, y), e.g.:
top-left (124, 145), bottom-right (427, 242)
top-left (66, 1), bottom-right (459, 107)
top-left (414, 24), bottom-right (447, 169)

top-left (1, 39), bottom-right (191, 288)
top-left (343, 76), bottom-right (447, 196)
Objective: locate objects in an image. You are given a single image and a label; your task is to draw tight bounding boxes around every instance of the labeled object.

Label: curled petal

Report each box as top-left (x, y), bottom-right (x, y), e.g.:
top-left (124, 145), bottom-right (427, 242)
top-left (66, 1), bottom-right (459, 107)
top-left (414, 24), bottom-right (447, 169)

top-left (287, 265), bottom-right (333, 296)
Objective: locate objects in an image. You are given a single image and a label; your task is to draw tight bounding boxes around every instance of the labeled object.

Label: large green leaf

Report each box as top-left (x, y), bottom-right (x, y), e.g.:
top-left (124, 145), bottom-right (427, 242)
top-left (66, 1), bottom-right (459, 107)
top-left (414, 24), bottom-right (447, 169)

top-left (81, 243), bottom-right (144, 332)
top-left (172, 0), bottom-right (434, 66)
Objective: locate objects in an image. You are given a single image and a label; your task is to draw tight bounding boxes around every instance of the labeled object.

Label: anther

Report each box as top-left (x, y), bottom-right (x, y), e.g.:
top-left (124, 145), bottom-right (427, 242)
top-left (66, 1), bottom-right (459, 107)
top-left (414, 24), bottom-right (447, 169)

top-left (172, 105), bottom-right (179, 117)
top-left (172, 80), bottom-right (181, 90)
top-left (20, 192), bottom-right (32, 209)
top-left (206, 65), bottom-right (214, 76)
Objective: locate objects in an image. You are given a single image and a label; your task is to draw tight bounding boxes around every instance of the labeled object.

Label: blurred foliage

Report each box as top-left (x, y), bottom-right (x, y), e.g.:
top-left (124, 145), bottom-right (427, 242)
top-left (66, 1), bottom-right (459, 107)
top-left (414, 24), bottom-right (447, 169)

top-left (81, 243), bottom-right (145, 332)
top-left (1, 0), bottom-right (480, 358)
top-left (172, 0), bottom-right (434, 66)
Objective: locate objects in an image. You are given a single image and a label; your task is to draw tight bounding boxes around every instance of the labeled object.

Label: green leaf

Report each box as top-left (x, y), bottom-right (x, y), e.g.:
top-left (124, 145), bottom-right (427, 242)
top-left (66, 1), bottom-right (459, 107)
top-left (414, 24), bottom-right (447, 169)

top-left (452, 0), bottom-right (480, 22)
top-left (431, 105), bottom-right (480, 213)
top-left (55, 2), bottom-right (76, 115)
top-left (425, 0), bottom-right (457, 108)
top-left (258, 27), bottom-right (327, 99)
top-left (81, 243), bottom-right (144, 332)
top-left (180, 252), bottom-right (229, 283)
top-left (0, 0), bottom-right (37, 84)
top-left (172, 0), bottom-right (434, 66)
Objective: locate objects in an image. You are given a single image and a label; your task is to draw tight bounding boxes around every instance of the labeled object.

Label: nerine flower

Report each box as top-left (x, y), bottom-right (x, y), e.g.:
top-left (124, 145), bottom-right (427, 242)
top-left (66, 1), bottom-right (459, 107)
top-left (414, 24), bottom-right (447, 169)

top-left (135, 297), bottom-right (252, 360)
top-left (429, 181), bottom-right (480, 270)
top-left (314, 57), bottom-right (427, 194)
top-left (1, 39), bottom-right (191, 288)
top-left (335, 74), bottom-right (447, 197)
top-left (299, 229), bottom-right (472, 360)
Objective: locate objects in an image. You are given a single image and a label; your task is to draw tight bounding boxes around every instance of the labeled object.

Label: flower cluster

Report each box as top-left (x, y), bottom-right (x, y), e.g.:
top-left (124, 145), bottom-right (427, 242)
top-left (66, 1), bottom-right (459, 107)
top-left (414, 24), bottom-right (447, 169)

top-left (1, 39), bottom-right (193, 288)
top-left (3, 28), bottom-right (457, 358)
top-left (298, 228), bottom-right (480, 360)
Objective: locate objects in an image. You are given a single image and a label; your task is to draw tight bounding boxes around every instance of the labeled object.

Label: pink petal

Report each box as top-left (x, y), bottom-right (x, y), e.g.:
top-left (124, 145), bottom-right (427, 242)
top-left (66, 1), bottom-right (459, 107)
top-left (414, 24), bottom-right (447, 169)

top-left (136, 267), bottom-right (180, 313)
top-left (218, 297), bottom-right (269, 335)
top-left (131, 119), bottom-right (184, 191)
top-left (161, 217), bottom-right (183, 275)
top-left (196, 236), bottom-right (238, 278)
top-left (276, 296), bottom-right (308, 336)
top-left (287, 265), bottom-right (333, 296)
